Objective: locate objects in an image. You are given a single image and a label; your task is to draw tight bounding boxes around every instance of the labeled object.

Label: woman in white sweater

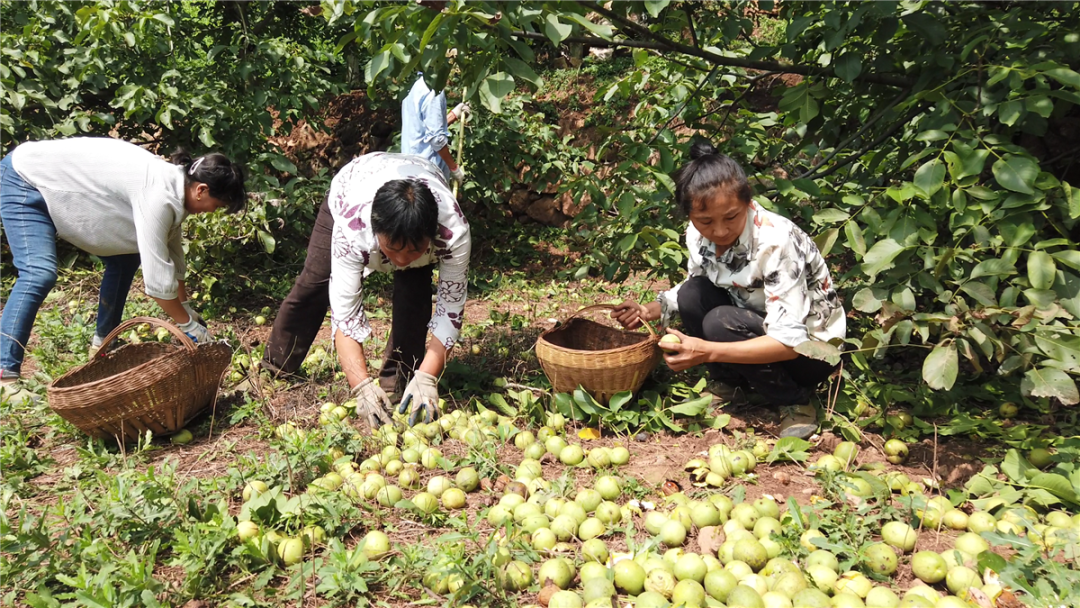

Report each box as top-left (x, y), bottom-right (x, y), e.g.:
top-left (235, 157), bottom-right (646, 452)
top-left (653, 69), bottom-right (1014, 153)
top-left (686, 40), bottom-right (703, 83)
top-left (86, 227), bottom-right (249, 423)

top-left (0, 137), bottom-right (246, 385)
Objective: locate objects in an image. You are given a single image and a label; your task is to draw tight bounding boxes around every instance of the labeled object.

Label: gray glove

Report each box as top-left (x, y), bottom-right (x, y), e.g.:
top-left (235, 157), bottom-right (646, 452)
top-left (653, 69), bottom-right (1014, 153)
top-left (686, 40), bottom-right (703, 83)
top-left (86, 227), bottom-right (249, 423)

top-left (399, 371), bottom-right (440, 426)
top-left (353, 378), bottom-right (394, 429)
top-left (182, 302), bottom-right (206, 327)
top-left (178, 316), bottom-right (212, 343)
top-left (450, 164), bottom-right (465, 185)
top-left (452, 102), bottom-right (471, 120)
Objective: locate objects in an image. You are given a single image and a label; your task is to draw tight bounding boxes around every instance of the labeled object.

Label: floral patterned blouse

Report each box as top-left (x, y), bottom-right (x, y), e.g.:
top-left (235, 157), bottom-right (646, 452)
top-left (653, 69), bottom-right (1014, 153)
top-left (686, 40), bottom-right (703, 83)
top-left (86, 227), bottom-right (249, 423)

top-left (658, 201), bottom-right (846, 348)
top-left (327, 153), bottom-right (471, 349)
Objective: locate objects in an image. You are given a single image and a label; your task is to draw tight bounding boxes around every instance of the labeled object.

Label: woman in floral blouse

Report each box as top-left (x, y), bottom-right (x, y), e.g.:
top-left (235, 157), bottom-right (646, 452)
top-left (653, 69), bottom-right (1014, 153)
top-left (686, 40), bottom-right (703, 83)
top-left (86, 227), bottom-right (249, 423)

top-left (266, 153), bottom-right (470, 428)
top-left (612, 140), bottom-right (845, 439)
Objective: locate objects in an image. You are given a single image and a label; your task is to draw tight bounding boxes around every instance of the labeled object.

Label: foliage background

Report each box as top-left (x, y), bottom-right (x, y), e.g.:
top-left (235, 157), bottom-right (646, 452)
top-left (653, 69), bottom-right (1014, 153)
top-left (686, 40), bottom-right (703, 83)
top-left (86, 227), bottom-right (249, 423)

top-left (2, 0), bottom-right (1079, 411)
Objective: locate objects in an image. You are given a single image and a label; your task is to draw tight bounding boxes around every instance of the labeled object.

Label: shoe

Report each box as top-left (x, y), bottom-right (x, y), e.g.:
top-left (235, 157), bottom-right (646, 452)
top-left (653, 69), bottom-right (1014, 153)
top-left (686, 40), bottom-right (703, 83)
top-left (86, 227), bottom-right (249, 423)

top-left (779, 404), bottom-right (818, 439)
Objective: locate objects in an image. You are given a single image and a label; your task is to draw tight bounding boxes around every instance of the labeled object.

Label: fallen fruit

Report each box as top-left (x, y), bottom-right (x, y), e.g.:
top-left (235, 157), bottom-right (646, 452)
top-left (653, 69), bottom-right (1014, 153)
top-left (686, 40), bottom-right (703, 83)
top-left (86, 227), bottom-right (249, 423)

top-left (883, 439), bottom-right (909, 464)
top-left (278, 537), bottom-right (305, 566)
top-left (170, 429), bottom-right (193, 445)
top-left (910, 551), bottom-right (947, 583)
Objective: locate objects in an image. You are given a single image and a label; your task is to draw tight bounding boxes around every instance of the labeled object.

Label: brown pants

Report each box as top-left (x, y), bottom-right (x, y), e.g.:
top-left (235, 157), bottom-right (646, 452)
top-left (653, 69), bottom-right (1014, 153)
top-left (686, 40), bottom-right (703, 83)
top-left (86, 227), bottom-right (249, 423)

top-left (263, 196), bottom-right (433, 393)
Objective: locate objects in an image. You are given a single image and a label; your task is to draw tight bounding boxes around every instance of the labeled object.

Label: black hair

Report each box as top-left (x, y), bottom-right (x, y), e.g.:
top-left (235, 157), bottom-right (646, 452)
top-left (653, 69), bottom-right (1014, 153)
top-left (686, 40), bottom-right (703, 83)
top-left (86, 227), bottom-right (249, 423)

top-left (371, 179), bottom-right (439, 251)
top-left (672, 139), bottom-right (752, 215)
top-left (170, 148), bottom-right (247, 214)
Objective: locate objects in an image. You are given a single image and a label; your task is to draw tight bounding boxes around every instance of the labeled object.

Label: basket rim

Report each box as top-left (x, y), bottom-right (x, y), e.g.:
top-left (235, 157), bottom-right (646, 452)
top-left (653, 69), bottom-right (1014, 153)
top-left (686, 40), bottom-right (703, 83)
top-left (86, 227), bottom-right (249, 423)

top-left (48, 341), bottom-right (232, 403)
top-left (537, 317), bottom-right (659, 358)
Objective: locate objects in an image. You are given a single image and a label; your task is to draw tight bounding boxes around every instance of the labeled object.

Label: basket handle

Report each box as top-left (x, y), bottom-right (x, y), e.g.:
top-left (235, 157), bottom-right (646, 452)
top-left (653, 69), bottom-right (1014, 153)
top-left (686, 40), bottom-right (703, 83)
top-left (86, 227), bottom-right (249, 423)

top-left (95, 316), bottom-right (197, 357)
top-left (567, 304), bottom-right (658, 337)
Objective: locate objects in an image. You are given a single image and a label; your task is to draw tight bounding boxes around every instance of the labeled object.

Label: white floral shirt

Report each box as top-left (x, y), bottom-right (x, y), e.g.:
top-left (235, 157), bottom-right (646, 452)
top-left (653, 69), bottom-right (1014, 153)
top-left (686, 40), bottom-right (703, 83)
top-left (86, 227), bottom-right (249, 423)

top-left (658, 201), bottom-right (846, 348)
top-left (327, 153), bottom-right (471, 349)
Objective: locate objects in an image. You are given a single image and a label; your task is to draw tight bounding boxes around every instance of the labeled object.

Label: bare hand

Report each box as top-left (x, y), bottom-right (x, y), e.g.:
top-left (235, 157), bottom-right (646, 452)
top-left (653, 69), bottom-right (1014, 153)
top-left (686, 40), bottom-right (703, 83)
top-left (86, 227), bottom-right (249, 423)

top-left (660, 328), bottom-right (713, 372)
top-left (610, 300), bottom-right (649, 329)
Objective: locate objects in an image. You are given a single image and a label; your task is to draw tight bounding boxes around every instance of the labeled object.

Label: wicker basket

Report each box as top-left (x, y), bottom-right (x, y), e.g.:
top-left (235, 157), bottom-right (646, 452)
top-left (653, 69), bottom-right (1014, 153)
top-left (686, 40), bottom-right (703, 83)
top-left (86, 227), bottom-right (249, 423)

top-left (536, 304), bottom-right (661, 404)
top-left (48, 316), bottom-right (232, 442)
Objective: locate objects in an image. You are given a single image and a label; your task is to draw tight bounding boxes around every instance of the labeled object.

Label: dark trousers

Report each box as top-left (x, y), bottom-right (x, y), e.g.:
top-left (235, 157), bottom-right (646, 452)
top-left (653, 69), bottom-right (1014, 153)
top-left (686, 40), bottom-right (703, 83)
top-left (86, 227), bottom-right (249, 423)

top-left (263, 197), bottom-right (432, 392)
top-left (676, 276), bottom-right (836, 406)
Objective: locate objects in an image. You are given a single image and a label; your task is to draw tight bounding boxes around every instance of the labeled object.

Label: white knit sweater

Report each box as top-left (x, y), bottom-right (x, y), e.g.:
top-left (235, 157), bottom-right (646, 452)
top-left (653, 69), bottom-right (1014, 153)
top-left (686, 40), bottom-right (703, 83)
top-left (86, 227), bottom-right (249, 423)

top-left (11, 138), bottom-right (188, 299)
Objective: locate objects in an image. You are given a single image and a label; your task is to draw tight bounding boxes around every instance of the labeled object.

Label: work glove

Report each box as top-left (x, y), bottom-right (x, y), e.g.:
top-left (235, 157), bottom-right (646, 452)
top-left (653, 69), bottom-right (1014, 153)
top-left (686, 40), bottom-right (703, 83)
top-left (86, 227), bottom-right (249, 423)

top-left (178, 315), bottom-right (212, 344)
top-left (450, 164), bottom-right (465, 185)
top-left (452, 102), bottom-right (471, 120)
top-left (353, 377), bottom-right (395, 429)
top-left (182, 301), bottom-right (207, 327)
top-left (399, 370), bottom-right (440, 426)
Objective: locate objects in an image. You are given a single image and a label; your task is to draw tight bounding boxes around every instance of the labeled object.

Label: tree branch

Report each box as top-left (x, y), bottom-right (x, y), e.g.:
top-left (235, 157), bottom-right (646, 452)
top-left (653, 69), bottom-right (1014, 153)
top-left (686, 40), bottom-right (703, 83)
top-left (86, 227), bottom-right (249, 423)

top-left (796, 104), bottom-right (926, 183)
top-left (647, 65), bottom-right (719, 146)
top-left (795, 87), bottom-right (913, 180)
top-left (532, 1), bottom-right (916, 88)
top-left (683, 3), bottom-right (698, 49)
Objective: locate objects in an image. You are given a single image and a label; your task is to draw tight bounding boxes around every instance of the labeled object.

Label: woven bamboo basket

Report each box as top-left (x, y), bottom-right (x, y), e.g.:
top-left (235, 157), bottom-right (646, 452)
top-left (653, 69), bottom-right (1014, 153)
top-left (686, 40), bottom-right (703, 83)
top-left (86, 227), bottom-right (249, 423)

top-left (48, 316), bottom-right (232, 442)
top-left (536, 304), bottom-right (661, 404)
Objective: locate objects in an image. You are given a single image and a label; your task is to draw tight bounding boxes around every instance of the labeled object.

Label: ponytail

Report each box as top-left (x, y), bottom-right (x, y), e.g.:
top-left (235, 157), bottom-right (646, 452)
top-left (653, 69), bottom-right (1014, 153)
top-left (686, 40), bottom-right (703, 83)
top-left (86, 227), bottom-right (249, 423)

top-left (170, 147), bottom-right (247, 214)
top-left (673, 138), bottom-right (752, 215)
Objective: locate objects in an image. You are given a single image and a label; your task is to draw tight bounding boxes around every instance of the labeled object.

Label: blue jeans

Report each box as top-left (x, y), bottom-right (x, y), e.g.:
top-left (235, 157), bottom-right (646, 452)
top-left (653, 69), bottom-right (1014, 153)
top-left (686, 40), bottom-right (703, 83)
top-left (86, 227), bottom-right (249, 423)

top-left (0, 154), bottom-right (58, 376)
top-left (96, 253), bottom-right (141, 341)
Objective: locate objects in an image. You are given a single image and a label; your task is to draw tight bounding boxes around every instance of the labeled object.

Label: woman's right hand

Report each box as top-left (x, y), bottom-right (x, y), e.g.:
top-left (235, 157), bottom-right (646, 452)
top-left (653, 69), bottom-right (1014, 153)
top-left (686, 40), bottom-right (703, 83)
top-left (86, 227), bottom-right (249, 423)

top-left (611, 300), bottom-right (650, 329)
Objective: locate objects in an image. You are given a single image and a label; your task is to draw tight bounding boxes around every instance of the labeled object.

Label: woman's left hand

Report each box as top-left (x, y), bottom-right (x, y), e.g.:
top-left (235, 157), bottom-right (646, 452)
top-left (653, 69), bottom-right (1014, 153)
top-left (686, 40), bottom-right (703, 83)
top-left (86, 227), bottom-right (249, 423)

top-left (659, 328), bottom-right (713, 372)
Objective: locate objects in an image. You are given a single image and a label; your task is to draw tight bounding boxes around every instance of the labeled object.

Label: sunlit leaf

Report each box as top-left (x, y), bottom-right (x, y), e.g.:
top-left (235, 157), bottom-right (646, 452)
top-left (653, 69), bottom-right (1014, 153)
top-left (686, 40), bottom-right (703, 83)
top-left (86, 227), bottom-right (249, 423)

top-left (922, 342), bottom-right (958, 390)
top-left (992, 155), bottom-right (1038, 195)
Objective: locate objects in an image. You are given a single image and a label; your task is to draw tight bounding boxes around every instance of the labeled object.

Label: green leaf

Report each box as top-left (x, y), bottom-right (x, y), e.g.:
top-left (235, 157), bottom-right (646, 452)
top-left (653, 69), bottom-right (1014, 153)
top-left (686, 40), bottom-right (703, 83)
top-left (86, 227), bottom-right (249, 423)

top-left (1034, 330), bottom-right (1080, 371)
top-left (812, 208), bottom-right (850, 224)
top-left (269, 155), bottom-right (297, 174)
top-left (969, 258), bottom-right (1016, 279)
top-left (1026, 250), bottom-right (1056, 290)
top-left (1051, 250), bottom-right (1080, 271)
top-left (913, 160), bottom-right (946, 198)
top-left (950, 142), bottom-right (989, 179)
top-left (1043, 66), bottom-right (1080, 88)
top-left (1022, 368), bottom-right (1080, 405)
top-left (643, 0), bottom-right (671, 18)
top-left (959, 281), bottom-right (997, 307)
top-left (976, 550), bottom-right (1008, 575)
top-left (478, 72), bottom-right (515, 113)
top-left (813, 228), bottom-right (839, 257)
top-left (794, 340), bottom-right (842, 365)
top-left (852, 288), bottom-right (881, 313)
top-left (502, 57), bottom-right (542, 89)
top-left (778, 83), bottom-right (819, 123)
top-left (834, 53), bottom-right (862, 83)
top-left (844, 221), bottom-right (866, 256)
top-left (1027, 473), bottom-right (1080, 506)
top-left (1066, 182), bottom-right (1080, 219)
top-left (543, 14), bottom-right (572, 45)
top-left (563, 13), bottom-right (613, 38)
top-left (608, 391), bottom-right (632, 413)
top-left (669, 395), bottom-right (712, 417)
top-left (922, 342), bottom-right (958, 390)
top-left (861, 239), bottom-right (906, 277)
top-left (992, 155), bottom-right (1038, 195)
top-left (1001, 449), bottom-right (1036, 483)
top-left (997, 99), bottom-right (1023, 126)
top-left (767, 437), bottom-right (812, 463)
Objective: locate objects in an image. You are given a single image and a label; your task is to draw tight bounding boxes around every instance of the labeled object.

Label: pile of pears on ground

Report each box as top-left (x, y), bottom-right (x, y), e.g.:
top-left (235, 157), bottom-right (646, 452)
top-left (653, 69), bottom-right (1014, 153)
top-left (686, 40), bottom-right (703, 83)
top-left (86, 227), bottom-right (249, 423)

top-left (235, 405), bottom-right (1079, 608)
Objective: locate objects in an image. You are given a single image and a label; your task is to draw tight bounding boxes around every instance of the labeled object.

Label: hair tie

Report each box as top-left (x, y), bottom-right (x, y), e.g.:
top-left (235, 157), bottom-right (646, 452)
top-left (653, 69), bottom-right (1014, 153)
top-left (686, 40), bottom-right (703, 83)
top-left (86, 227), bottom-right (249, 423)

top-left (188, 157), bottom-right (205, 175)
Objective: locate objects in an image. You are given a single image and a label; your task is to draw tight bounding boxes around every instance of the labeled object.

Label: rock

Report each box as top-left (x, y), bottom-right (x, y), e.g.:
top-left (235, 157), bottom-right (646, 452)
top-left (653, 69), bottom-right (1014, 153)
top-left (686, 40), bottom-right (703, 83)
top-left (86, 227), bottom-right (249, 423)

top-left (559, 189), bottom-right (591, 217)
top-left (526, 196), bottom-right (571, 226)
top-left (697, 526), bottom-right (725, 556)
top-left (508, 187), bottom-right (532, 214)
